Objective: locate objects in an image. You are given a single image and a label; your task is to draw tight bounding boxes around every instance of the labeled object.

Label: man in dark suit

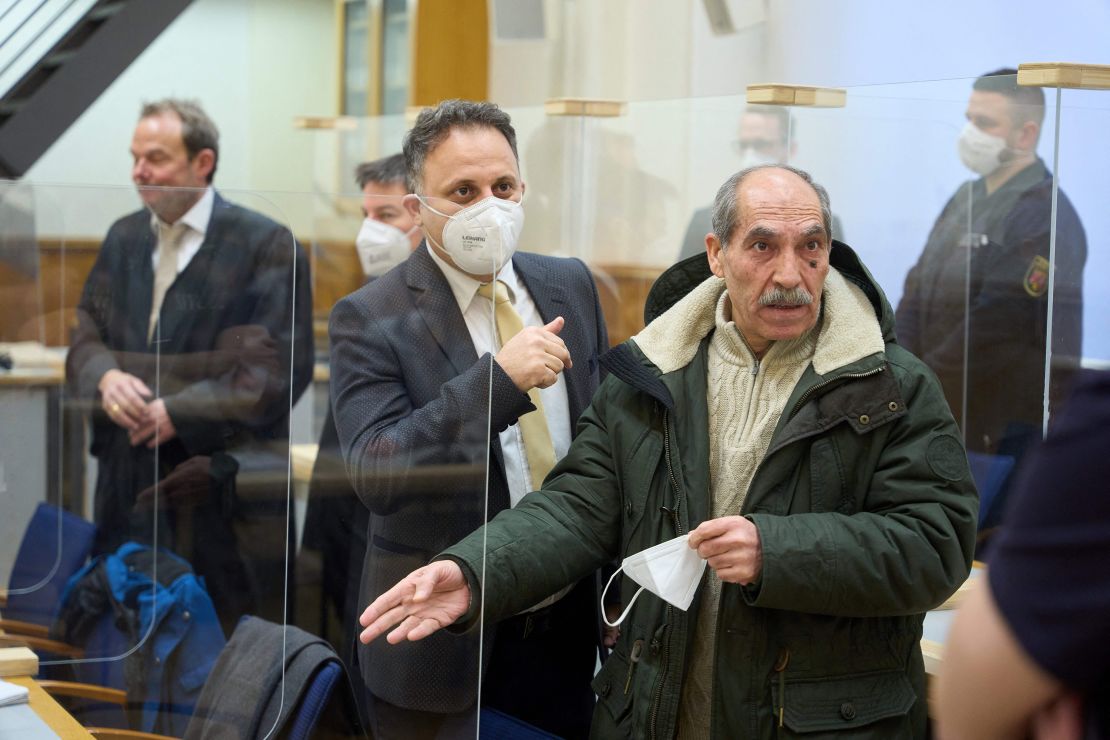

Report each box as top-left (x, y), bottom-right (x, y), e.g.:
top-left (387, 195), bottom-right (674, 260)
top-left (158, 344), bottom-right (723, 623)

top-left (329, 99), bottom-right (608, 739)
top-left (301, 153), bottom-right (422, 705)
top-left (67, 98), bottom-right (314, 631)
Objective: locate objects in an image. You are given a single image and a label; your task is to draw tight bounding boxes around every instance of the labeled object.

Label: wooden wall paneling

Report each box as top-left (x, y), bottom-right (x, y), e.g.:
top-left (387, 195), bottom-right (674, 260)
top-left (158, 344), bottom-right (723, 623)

top-left (21, 238), bottom-right (666, 355)
top-left (410, 0), bottom-right (488, 106)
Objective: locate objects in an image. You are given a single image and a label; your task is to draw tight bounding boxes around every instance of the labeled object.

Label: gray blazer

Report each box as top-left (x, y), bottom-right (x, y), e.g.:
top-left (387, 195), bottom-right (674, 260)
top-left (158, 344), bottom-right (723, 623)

top-left (328, 243), bottom-right (608, 712)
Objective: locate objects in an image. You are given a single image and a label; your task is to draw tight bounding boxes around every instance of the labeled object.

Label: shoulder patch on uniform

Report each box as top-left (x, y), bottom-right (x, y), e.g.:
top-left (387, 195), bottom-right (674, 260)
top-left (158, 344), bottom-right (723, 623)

top-left (1023, 255), bottom-right (1050, 298)
top-left (926, 434), bottom-right (968, 482)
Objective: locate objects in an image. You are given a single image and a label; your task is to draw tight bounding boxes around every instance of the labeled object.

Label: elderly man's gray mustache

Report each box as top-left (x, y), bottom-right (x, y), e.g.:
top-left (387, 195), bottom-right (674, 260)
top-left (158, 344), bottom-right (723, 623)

top-left (758, 287), bottom-right (814, 307)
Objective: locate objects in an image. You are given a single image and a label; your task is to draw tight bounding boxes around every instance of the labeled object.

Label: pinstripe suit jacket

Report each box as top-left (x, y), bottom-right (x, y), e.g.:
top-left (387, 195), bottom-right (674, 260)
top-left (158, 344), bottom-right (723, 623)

top-left (328, 243), bottom-right (608, 712)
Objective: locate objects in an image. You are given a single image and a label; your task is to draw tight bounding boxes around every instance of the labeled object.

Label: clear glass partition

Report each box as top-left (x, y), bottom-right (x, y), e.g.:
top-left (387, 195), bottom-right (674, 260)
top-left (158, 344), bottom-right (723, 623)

top-left (302, 187), bottom-right (500, 739)
top-left (479, 78), bottom-right (1101, 555)
top-left (0, 183), bottom-right (307, 733)
top-left (1051, 83), bottom-right (1108, 370)
top-left (14, 70), bottom-right (1104, 736)
top-left (789, 74), bottom-right (1096, 547)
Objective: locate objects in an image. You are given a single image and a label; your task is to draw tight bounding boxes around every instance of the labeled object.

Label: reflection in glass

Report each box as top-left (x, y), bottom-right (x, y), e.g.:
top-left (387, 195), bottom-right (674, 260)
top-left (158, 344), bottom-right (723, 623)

top-left (65, 185), bottom-right (313, 633)
top-left (323, 101), bottom-right (605, 738)
top-left (893, 71), bottom-right (1087, 546)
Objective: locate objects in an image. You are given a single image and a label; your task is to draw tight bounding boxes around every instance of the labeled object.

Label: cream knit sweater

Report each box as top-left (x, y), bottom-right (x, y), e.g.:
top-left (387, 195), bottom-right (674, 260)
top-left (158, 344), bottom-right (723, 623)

top-left (677, 291), bottom-right (817, 740)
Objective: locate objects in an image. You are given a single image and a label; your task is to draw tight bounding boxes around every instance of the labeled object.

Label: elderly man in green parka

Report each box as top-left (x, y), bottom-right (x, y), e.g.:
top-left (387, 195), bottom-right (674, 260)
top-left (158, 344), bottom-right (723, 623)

top-left (359, 165), bottom-right (979, 739)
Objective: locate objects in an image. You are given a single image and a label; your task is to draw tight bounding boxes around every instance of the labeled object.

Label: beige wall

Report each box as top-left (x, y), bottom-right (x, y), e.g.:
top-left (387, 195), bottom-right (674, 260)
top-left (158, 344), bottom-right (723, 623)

top-left (24, 0), bottom-right (337, 235)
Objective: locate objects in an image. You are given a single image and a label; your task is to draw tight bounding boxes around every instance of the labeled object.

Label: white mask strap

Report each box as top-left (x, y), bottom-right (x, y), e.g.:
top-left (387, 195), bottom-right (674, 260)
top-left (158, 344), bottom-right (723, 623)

top-left (600, 565), bottom-right (645, 628)
top-left (416, 194), bottom-right (452, 220)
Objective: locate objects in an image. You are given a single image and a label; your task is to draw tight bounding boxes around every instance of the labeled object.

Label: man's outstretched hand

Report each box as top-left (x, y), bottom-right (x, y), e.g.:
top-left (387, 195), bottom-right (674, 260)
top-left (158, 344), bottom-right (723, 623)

top-left (359, 560), bottom-right (471, 645)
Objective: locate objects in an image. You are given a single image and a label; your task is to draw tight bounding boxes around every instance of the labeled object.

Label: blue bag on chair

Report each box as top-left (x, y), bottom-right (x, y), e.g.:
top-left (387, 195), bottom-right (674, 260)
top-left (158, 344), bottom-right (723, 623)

top-left (53, 542), bottom-right (226, 736)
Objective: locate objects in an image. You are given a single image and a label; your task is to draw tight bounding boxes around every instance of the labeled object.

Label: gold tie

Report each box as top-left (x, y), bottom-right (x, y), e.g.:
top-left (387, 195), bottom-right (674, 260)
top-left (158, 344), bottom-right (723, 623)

top-left (478, 280), bottom-right (557, 492)
top-left (149, 222), bottom-right (187, 342)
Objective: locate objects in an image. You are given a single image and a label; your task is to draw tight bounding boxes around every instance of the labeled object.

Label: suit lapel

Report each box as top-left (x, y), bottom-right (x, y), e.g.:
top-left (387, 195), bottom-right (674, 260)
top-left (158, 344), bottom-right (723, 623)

top-left (514, 253), bottom-right (592, 420)
top-left (514, 253), bottom-right (568, 320)
top-left (406, 244), bottom-right (478, 375)
top-left (405, 246), bottom-right (508, 509)
top-left (126, 221), bottom-right (156, 352)
top-left (150, 195), bottom-right (230, 351)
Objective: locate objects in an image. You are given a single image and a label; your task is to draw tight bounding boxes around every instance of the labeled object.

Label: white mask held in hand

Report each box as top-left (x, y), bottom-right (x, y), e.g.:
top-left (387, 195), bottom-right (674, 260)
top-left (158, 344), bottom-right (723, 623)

top-left (355, 219), bottom-right (415, 278)
top-left (957, 121), bottom-right (1008, 176)
top-left (421, 196), bottom-right (524, 275)
top-left (601, 534), bottom-right (707, 627)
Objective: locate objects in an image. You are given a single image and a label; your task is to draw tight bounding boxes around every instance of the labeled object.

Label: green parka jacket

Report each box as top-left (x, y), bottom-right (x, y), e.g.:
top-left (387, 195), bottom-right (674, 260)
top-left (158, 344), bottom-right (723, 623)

top-left (443, 244), bottom-right (978, 739)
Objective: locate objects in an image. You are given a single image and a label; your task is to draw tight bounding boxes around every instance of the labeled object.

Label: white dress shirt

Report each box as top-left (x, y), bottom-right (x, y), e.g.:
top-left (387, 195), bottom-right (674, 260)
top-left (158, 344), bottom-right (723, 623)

top-left (149, 186), bottom-right (215, 274)
top-left (427, 247), bottom-right (573, 508)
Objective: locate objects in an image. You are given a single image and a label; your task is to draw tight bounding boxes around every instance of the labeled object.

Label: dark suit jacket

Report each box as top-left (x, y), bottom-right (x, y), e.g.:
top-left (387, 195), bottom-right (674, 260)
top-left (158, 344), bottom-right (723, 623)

top-left (329, 244), bottom-right (608, 713)
top-left (67, 193), bottom-right (314, 628)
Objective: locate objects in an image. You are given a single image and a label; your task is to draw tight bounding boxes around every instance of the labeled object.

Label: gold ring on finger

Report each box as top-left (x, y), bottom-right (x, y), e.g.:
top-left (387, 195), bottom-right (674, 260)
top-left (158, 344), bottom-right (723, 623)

top-left (110, 403), bottom-right (121, 414)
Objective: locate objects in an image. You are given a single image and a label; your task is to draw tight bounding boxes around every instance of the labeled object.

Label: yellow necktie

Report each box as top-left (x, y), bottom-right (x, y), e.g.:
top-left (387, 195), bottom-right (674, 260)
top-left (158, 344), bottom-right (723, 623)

top-left (149, 222), bottom-right (187, 342)
top-left (478, 280), bottom-right (557, 492)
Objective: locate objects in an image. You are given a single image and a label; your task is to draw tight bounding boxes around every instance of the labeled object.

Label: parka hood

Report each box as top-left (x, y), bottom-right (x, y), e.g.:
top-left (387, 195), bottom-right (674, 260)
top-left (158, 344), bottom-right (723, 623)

top-left (643, 241), bottom-right (897, 337)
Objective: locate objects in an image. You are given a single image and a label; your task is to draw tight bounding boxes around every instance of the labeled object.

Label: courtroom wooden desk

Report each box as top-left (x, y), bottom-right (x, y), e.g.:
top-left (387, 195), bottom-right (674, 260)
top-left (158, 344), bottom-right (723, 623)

top-left (4, 675), bottom-right (93, 739)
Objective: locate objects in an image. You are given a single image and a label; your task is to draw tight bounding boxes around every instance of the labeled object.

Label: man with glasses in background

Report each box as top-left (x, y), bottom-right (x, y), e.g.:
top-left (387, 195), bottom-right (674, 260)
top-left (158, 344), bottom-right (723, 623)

top-left (679, 105), bottom-right (843, 260)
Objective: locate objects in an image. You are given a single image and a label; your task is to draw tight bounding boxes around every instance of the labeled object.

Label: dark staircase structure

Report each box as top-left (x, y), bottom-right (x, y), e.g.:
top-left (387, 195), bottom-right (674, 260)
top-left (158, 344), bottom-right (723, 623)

top-left (0, 0), bottom-right (194, 178)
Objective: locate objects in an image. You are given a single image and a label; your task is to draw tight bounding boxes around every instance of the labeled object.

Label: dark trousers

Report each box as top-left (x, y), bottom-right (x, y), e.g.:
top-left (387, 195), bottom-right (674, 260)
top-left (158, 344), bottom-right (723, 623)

top-left (365, 577), bottom-right (598, 739)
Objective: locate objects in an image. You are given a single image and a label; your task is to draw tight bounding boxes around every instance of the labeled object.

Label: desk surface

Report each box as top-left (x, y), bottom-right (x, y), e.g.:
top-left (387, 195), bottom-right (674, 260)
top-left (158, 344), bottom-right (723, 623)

top-left (0, 367), bottom-right (65, 387)
top-left (5, 675), bottom-right (92, 738)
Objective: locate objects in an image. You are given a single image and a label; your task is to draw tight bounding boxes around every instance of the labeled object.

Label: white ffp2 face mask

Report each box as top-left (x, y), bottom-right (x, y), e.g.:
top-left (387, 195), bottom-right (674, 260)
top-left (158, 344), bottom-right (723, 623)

top-left (601, 534), bottom-right (707, 628)
top-left (421, 196), bottom-right (524, 275)
top-left (957, 121), bottom-right (1009, 176)
top-left (355, 219), bottom-right (415, 278)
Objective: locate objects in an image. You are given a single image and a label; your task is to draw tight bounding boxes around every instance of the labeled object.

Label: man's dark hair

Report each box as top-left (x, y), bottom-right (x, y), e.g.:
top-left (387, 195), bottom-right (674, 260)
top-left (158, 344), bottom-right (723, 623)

top-left (973, 68), bottom-right (1046, 130)
top-left (711, 164), bottom-right (833, 247)
top-left (355, 153), bottom-right (411, 192)
top-left (403, 100), bottom-right (519, 191)
top-left (140, 98), bottom-right (220, 183)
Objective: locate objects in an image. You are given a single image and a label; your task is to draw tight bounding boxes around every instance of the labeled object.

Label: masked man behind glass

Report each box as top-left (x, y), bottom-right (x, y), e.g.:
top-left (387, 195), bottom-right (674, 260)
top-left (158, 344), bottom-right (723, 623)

top-left (301, 152), bottom-right (421, 703)
top-left (353, 153), bottom-right (423, 279)
top-left (895, 69), bottom-right (1087, 544)
top-left (679, 106), bottom-right (844, 260)
top-left (328, 100), bottom-right (609, 738)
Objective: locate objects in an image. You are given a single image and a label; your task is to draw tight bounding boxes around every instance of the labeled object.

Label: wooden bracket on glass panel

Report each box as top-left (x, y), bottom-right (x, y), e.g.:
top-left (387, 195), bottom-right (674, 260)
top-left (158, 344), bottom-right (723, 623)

top-left (1017, 62), bottom-right (1110, 90)
top-left (746, 84), bottom-right (847, 107)
top-left (0, 646), bottom-right (38, 677)
top-left (544, 99), bottom-right (627, 117)
top-left (292, 116), bottom-right (359, 130)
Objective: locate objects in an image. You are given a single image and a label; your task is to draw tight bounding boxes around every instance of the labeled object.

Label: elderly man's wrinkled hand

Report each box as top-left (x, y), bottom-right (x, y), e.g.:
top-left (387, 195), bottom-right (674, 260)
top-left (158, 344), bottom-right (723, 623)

top-left (689, 515), bottom-right (763, 585)
top-left (359, 560), bottom-right (471, 645)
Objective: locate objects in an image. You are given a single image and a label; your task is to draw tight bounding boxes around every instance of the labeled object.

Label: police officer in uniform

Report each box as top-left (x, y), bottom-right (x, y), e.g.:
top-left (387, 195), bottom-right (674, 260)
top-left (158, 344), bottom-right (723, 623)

top-left (896, 68), bottom-right (1087, 539)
